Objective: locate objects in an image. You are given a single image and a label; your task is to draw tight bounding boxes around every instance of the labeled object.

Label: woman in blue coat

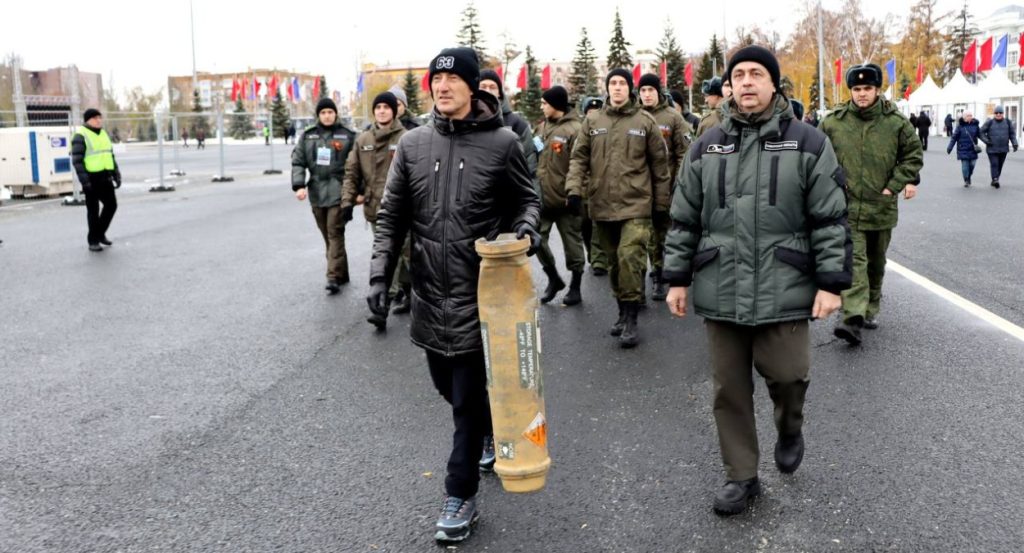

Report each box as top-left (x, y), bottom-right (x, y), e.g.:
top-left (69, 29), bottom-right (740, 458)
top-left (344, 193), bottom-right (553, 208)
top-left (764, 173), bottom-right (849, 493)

top-left (947, 111), bottom-right (981, 187)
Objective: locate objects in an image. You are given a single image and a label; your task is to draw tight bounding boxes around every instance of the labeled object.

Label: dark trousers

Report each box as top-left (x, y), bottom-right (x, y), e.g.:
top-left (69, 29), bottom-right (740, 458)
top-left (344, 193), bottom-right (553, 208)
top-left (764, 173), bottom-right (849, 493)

top-left (311, 206), bottom-right (349, 283)
top-left (989, 152), bottom-right (1008, 180)
top-left (918, 132), bottom-right (928, 150)
top-left (84, 179), bottom-right (117, 245)
top-left (426, 350), bottom-right (492, 499)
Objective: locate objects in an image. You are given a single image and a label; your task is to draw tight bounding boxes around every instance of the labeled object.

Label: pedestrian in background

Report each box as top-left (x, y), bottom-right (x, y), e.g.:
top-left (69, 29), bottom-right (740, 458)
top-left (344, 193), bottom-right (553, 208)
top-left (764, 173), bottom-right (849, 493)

top-left (72, 108), bottom-right (122, 252)
top-left (181, 128), bottom-right (189, 148)
top-left (948, 112), bottom-right (981, 187)
top-left (944, 113), bottom-right (954, 137)
top-left (916, 110), bottom-right (932, 150)
top-left (195, 127), bottom-right (206, 149)
top-left (979, 105), bottom-right (1018, 188)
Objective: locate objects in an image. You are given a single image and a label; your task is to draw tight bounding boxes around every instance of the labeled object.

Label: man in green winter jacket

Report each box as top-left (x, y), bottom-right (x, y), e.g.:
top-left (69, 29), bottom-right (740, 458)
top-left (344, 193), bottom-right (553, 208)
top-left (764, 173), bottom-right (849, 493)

top-left (291, 97), bottom-right (356, 294)
top-left (664, 46), bottom-right (852, 515)
top-left (821, 64), bottom-right (923, 345)
top-left (566, 68), bottom-right (672, 348)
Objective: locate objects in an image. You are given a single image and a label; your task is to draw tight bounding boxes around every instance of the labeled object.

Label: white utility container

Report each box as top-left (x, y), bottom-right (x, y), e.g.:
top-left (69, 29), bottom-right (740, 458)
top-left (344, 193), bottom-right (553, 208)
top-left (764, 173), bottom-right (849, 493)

top-left (0, 127), bottom-right (75, 197)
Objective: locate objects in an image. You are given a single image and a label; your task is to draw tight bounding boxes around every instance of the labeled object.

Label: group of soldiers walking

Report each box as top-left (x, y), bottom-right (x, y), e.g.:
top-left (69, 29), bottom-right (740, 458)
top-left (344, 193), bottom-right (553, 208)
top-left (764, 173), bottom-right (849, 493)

top-left (286, 45), bottom-right (924, 542)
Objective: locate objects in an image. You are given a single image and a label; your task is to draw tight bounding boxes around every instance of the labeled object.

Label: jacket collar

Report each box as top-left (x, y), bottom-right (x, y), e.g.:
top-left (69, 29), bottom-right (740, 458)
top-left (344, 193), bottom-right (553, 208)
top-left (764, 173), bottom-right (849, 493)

top-left (722, 94), bottom-right (793, 139)
top-left (432, 91), bottom-right (504, 136)
top-left (373, 118), bottom-right (405, 139)
top-left (603, 95), bottom-right (640, 117)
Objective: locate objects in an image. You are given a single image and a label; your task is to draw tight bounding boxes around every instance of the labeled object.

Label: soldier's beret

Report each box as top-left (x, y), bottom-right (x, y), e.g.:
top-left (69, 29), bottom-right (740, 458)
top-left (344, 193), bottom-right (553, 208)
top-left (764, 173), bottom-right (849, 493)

top-left (846, 64), bottom-right (883, 89)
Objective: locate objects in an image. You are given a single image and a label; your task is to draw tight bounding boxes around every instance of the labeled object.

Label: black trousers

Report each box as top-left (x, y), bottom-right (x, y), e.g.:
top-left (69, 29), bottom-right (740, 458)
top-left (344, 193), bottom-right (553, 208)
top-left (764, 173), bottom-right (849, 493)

top-left (918, 132), bottom-right (928, 150)
top-left (84, 179), bottom-right (117, 245)
top-left (989, 152), bottom-right (1008, 180)
top-left (426, 350), bottom-right (492, 499)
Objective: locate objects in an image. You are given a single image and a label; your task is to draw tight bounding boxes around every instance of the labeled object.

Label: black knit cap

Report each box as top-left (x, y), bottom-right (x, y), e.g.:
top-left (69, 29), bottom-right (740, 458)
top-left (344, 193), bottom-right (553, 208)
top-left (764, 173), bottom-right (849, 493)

top-left (428, 47), bottom-right (480, 93)
top-left (83, 108), bottom-right (102, 123)
top-left (726, 45), bottom-right (781, 91)
top-left (846, 64), bottom-right (883, 89)
top-left (701, 77), bottom-right (723, 97)
top-left (605, 68), bottom-right (633, 92)
top-left (790, 99), bottom-right (805, 120)
top-left (541, 86), bottom-right (569, 113)
top-left (669, 90), bottom-right (686, 108)
top-left (637, 73), bottom-right (661, 92)
top-left (372, 91), bottom-right (399, 116)
top-left (479, 69), bottom-right (504, 100)
top-left (316, 97), bottom-right (337, 114)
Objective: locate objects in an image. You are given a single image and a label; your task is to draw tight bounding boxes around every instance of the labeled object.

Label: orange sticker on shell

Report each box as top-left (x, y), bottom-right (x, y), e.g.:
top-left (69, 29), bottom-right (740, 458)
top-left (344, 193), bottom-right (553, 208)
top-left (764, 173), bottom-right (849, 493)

top-left (522, 412), bottom-right (547, 449)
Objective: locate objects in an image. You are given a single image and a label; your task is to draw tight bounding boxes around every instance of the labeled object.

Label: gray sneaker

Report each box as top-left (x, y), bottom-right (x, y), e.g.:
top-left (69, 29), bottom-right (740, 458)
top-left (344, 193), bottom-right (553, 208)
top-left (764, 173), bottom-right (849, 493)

top-left (479, 435), bottom-right (496, 472)
top-left (434, 495), bottom-right (479, 543)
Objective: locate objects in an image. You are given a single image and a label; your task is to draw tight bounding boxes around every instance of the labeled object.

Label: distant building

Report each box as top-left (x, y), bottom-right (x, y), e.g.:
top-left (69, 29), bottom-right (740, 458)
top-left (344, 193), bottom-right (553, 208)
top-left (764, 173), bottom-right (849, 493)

top-left (2, 60), bottom-right (103, 126)
top-left (976, 5), bottom-right (1024, 82)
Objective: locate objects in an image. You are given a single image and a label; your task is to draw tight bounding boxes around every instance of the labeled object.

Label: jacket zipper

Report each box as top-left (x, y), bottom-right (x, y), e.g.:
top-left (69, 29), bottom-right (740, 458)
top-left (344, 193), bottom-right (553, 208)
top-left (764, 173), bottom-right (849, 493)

top-left (717, 159), bottom-right (727, 208)
top-left (441, 128), bottom-right (456, 356)
top-left (753, 130), bottom-right (761, 322)
top-left (768, 156), bottom-right (779, 206)
top-left (455, 159), bottom-right (465, 202)
top-left (432, 160), bottom-right (441, 202)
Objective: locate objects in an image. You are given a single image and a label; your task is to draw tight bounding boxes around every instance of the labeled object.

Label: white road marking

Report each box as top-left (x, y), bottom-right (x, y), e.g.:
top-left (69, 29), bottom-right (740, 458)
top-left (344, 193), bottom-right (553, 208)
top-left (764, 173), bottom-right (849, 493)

top-left (888, 260), bottom-right (1024, 343)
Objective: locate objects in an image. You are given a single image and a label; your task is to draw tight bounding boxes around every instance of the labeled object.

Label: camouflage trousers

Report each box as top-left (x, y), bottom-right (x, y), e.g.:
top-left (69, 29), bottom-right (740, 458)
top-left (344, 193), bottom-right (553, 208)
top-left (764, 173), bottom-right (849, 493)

top-left (841, 229), bottom-right (892, 323)
top-left (537, 208), bottom-right (586, 273)
top-left (594, 218), bottom-right (653, 303)
top-left (647, 211), bottom-right (671, 273)
top-left (581, 202), bottom-right (609, 270)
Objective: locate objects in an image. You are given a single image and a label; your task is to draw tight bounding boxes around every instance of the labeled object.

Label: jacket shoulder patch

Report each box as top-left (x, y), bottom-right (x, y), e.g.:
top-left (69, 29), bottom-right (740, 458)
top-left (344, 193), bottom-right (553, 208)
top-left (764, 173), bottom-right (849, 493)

top-left (764, 141), bottom-right (799, 151)
top-left (627, 129), bottom-right (647, 137)
top-left (590, 128), bottom-right (608, 136)
top-left (706, 144), bottom-right (735, 154)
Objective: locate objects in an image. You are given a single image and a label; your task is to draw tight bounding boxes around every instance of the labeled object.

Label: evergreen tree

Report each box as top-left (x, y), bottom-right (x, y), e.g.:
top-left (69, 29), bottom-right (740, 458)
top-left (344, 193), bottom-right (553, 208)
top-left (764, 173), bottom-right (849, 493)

top-left (568, 27), bottom-right (599, 103)
top-left (228, 96), bottom-right (255, 140)
top-left (780, 75), bottom-right (795, 99)
top-left (514, 46), bottom-right (543, 124)
top-left (809, 67), bottom-right (822, 111)
top-left (318, 76), bottom-right (328, 100)
top-left (402, 69), bottom-right (422, 114)
top-left (456, 1), bottom-right (488, 68)
top-left (693, 35), bottom-right (724, 112)
top-left (606, 9), bottom-right (632, 70)
top-left (270, 92), bottom-right (290, 139)
top-left (943, 1), bottom-right (978, 83)
top-left (190, 89), bottom-right (210, 138)
top-left (657, 21), bottom-right (687, 93)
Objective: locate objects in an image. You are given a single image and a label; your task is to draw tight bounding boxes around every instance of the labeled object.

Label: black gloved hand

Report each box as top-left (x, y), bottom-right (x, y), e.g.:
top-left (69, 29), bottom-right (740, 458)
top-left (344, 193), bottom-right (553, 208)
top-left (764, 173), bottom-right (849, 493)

top-left (80, 180), bottom-right (92, 194)
top-left (514, 223), bottom-right (542, 257)
top-left (366, 280), bottom-right (389, 316)
top-left (566, 195), bottom-right (582, 215)
top-left (1015, 145), bottom-right (1019, 152)
top-left (114, 175), bottom-right (122, 189)
top-left (342, 206), bottom-right (354, 223)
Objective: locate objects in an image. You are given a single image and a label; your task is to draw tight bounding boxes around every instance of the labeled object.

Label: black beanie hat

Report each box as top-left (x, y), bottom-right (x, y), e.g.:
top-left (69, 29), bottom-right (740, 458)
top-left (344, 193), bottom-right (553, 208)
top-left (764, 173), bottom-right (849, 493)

top-left (83, 108), bottom-right (102, 123)
top-left (790, 99), bottom-right (805, 121)
top-left (701, 77), bottom-right (723, 97)
top-left (726, 45), bottom-right (781, 91)
top-left (372, 91), bottom-right (399, 116)
top-left (428, 47), bottom-right (481, 93)
top-left (605, 68), bottom-right (633, 92)
top-left (637, 73), bottom-right (662, 92)
top-left (845, 63), bottom-right (883, 89)
top-left (669, 90), bottom-right (686, 108)
top-left (479, 69), bottom-right (504, 100)
top-left (541, 86), bottom-right (569, 113)
top-left (316, 97), bottom-right (337, 114)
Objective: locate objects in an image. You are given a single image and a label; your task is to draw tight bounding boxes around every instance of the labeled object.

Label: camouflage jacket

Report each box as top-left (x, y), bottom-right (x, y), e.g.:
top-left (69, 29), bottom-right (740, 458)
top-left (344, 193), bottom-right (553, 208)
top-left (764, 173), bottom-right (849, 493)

top-left (821, 98), bottom-right (923, 231)
top-left (644, 96), bottom-right (692, 188)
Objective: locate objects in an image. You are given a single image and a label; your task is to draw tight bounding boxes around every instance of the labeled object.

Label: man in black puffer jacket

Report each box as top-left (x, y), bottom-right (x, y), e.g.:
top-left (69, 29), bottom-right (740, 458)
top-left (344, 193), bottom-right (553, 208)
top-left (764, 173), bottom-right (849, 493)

top-left (368, 47), bottom-right (541, 545)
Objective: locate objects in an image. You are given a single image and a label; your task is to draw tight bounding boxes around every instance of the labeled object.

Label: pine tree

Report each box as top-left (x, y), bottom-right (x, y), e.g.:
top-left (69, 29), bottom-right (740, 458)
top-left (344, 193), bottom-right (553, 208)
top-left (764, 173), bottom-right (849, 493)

top-left (943, 1), bottom-right (978, 83)
top-left (693, 35), bottom-right (724, 112)
top-left (190, 89), bottom-right (210, 138)
top-left (514, 46), bottom-right (543, 124)
top-left (606, 9), bottom-right (632, 70)
top-left (270, 92), bottom-right (290, 139)
top-left (657, 21), bottom-right (687, 93)
top-left (318, 76), bottom-right (328, 100)
top-left (809, 68), bottom-right (822, 111)
top-left (568, 27), bottom-right (599, 103)
top-left (456, 1), bottom-right (488, 68)
top-left (228, 96), bottom-right (255, 140)
top-left (402, 69), bottom-right (421, 115)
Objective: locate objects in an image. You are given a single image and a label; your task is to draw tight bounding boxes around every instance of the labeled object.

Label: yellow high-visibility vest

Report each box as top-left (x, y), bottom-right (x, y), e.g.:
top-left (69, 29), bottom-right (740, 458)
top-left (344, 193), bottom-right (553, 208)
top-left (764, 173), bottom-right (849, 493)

top-left (76, 126), bottom-right (115, 172)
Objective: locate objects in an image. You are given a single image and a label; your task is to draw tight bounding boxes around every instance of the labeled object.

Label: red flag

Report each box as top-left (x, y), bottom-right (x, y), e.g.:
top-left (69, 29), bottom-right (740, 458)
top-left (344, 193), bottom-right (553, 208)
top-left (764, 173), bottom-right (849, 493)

top-left (904, 84), bottom-right (912, 100)
top-left (268, 74), bottom-right (278, 97)
top-left (632, 63), bottom-right (641, 87)
top-left (659, 62), bottom-right (667, 85)
top-left (421, 71), bottom-right (430, 92)
top-left (834, 58), bottom-right (843, 85)
top-left (495, 65), bottom-right (504, 83)
top-left (516, 65), bottom-right (527, 89)
top-left (255, 78), bottom-right (262, 97)
top-left (541, 65), bottom-right (551, 89)
top-left (286, 77), bottom-right (294, 101)
top-left (1019, 34), bottom-right (1024, 67)
top-left (684, 61), bottom-right (693, 87)
top-left (230, 78), bottom-right (239, 101)
top-left (312, 76), bottom-right (321, 99)
top-left (915, 62), bottom-right (925, 85)
top-left (963, 40), bottom-right (978, 73)
top-left (979, 37), bottom-right (994, 72)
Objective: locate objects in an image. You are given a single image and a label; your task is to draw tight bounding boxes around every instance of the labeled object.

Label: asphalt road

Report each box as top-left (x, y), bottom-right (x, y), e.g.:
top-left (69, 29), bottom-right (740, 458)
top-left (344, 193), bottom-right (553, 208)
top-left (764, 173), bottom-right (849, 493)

top-left (2, 148), bottom-right (1023, 552)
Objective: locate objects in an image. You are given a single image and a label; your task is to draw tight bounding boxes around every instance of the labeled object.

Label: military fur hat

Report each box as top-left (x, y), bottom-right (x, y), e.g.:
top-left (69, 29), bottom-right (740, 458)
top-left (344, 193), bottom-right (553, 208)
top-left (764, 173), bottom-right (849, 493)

top-left (846, 64), bottom-right (884, 89)
top-left (701, 77), bottom-right (723, 97)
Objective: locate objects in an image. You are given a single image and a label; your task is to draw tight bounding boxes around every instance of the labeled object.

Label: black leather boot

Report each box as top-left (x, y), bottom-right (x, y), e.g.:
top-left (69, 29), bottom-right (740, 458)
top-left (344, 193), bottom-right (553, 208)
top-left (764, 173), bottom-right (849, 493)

top-left (561, 271), bottom-right (583, 306)
top-left (540, 266), bottom-right (566, 304)
top-left (609, 301), bottom-right (626, 336)
top-left (618, 302), bottom-right (639, 348)
top-left (774, 433), bottom-right (805, 474)
top-left (713, 477), bottom-right (760, 515)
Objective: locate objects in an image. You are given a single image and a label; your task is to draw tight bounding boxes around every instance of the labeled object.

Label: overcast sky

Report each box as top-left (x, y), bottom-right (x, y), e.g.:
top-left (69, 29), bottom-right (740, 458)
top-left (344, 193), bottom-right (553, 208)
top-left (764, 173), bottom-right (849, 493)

top-left (1, 0), bottom-right (1007, 104)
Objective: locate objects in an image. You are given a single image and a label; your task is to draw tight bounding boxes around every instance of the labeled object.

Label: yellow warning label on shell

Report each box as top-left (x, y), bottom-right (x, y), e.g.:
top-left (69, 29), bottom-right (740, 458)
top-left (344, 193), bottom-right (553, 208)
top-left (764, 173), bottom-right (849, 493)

top-left (522, 411), bottom-right (547, 449)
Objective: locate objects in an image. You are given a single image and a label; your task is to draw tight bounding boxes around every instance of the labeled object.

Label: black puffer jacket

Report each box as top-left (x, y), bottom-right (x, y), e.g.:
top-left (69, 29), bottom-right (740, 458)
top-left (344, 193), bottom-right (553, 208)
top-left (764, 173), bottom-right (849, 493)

top-left (370, 92), bottom-right (541, 356)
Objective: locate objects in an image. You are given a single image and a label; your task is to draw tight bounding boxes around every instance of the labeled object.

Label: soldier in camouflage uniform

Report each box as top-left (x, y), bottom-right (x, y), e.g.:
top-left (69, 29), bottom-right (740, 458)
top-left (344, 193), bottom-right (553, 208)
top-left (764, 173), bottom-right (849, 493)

top-left (821, 64), bottom-right (923, 345)
top-left (566, 69), bottom-right (672, 348)
top-left (695, 77), bottom-right (731, 138)
top-left (579, 97), bottom-right (609, 276)
top-left (638, 73), bottom-right (692, 301)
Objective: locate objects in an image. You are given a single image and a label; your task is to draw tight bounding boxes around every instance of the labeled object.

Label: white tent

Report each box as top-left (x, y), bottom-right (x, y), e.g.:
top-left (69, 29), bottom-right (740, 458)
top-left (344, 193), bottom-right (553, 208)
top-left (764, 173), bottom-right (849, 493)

top-left (940, 70), bottom-right (986, 117)
top-left (908, 75), bottom-right (943, 106)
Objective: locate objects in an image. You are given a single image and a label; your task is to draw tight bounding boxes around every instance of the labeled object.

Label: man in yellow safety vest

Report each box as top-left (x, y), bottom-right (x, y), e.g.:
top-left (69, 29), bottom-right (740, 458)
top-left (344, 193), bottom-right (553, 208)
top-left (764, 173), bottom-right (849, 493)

top-left (71, 108), bottom-right (122, 252)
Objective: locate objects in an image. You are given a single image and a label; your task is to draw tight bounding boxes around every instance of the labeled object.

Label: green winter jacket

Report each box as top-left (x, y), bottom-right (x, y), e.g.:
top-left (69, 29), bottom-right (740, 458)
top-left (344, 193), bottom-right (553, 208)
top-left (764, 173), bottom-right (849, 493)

top-left (664, 94), bottom-right (853, 326)
top-left (291, 122), bottom-right (356, 208)
top-left (821, 98), bottom-right (923, 231)
top-left (340, 118), bottom-right (406, 223)
top-left (536, 110), bottom-right (583, 210)
top-left (565, 97), bottom-right (672, 222)
top-left (644, 95), bottom-right (692, 188)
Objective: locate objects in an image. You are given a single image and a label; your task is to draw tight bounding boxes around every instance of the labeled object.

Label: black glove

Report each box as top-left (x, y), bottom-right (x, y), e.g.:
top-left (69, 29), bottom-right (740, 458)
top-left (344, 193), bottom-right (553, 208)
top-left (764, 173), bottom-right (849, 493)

top-left (1014, 145), bottom-right (1019, 152)
top-left (366, 280), bottom-right (389, 317)
top-left (566, 195), bottom-right (582, 215)
top-left (80, 180), bottom-right (92, 194)
top-left (114, 175), bottom-right (122, 189)
top-left (515, 223), bottom-right (542, 257)
top-left (341, 206), bottom-right (354, 223)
